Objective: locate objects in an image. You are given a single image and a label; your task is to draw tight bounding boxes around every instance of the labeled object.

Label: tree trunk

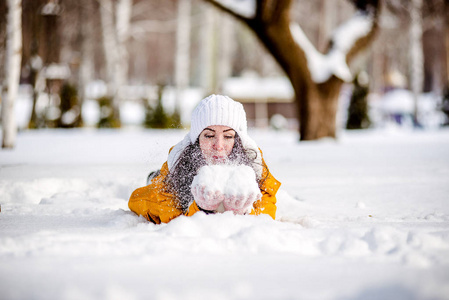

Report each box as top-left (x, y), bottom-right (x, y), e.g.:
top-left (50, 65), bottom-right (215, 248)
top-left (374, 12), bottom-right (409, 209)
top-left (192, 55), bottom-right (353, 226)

top-left (0, 0), bottom-right (7, 85)
top-left (199, 4), bottom-right (216, 94)
top-left (41, 12), bottom-right (60, 65)
top-left (256, 29), bottom-right (336, 139)
top-left (28, 53), bottom-right (43, 129)
top-left (217, 13), bottom-right (234, 93)
top-left (2, 0), bottom-right (22, 149)
top-left (301, 78), bottom-right (343, 140)
top-left (248, 10), bottom-right (333, 140)
top-left (77, 0), bottom-right (96, 127)
top-left (99, 0), bottom-right (128, 127)
top-left (205, 0), bottom-right (380, 141)
top-left (175, 0), bottom-right (191, 114)
top-left (409, 0), bottom-right (423, 125)
top-left (24, 0), bottom-right (45, 129)
top-left (115, 0), bottom-right (131, 93)
top-left (444, 1), bottom-right (449, 87)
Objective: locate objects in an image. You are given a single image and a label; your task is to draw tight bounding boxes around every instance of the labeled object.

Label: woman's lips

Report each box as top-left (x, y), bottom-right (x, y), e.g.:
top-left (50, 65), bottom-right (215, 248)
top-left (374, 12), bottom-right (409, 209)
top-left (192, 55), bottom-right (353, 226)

top-left (212, 155), bottom-right (226, 162)
top-left (206, 152), bottom-right (227, 164)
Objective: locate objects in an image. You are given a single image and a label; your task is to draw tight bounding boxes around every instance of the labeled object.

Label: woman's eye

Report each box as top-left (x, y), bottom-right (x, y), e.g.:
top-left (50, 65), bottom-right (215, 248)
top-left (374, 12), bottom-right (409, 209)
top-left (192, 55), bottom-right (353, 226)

top-left (225, 135), bottom-right (234, 139)
top-left (205, 135), bottom-right (214, 139)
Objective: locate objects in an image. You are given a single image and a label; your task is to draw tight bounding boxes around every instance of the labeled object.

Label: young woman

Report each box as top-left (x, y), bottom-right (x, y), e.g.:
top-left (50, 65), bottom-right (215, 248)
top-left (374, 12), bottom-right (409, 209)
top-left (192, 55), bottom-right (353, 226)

top-left (129, 94), bottom-right (281, 224)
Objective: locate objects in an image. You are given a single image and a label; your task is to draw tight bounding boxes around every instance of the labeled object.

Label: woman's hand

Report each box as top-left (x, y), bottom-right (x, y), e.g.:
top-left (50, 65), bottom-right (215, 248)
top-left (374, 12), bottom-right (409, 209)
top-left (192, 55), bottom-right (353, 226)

top-left (222, 192), bottom-right (261, 215)
top-left (191, 185), bottom-right (225, 211)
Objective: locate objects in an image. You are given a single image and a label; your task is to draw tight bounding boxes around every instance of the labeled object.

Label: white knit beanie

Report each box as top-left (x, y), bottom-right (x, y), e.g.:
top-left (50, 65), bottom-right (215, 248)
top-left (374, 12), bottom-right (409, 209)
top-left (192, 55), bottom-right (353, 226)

top-left (189, 94), bottom-right (247, 143)
top-left (167, 94), bottom-right (263, 176)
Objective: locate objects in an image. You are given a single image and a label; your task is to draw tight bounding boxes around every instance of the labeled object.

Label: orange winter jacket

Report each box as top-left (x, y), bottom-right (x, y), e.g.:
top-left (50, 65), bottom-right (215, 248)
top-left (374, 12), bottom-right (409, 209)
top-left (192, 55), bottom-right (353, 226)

top-left (129, 149), bottom-right (281, 224)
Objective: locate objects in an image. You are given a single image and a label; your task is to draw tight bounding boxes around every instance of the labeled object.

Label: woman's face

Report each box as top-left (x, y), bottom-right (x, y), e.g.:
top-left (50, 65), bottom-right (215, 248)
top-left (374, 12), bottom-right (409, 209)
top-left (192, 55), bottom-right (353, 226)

top-left (199, 125), bottom-right (236, 164)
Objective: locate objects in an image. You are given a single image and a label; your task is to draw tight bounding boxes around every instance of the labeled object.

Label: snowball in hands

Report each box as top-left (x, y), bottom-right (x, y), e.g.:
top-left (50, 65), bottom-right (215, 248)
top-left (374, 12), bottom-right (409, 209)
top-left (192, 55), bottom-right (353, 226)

top-left (191, 165), bottom-right (262, 214)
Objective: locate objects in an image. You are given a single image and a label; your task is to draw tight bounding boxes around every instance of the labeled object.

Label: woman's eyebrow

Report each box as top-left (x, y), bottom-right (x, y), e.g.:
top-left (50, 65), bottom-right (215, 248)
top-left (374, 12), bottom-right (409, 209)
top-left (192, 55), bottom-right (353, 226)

top-left (203, 128), bottom-right (215, 132)
top-left (223, 128), bottom-right (235, 133)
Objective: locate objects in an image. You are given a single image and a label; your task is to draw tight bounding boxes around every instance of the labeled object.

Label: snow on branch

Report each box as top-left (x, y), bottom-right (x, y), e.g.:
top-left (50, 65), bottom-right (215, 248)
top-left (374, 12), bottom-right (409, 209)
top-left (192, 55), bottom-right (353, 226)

top-left (290, 11), bottom-right (374, 84)
top-left (210, 0), bottom-right (256, 19)
top-left (290, 22), bottom-right (351, 84)
top-left (331, 11), bottom-right (374, 55)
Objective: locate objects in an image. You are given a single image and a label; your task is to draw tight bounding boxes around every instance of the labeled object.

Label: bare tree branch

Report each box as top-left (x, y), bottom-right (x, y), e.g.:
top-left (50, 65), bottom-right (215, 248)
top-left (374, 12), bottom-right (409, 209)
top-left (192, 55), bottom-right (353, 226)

top-left (322, 0), bottom-right (381, 68)
top-left (346, 2), bottom-right (381, 63)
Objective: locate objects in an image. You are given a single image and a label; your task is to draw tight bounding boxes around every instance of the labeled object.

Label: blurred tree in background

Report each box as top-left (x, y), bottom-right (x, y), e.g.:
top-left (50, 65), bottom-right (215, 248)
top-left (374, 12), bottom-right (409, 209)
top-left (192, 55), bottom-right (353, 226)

top-left (97, 96), bottom-right (120, 128)
top-left (144, 84), bottom-right (182, 129)
top-left (0, 1), bottom-right (7, 86)
top-left (1, 0), bottom-right (22, 148)
top-left (442, 84), bottom-right (449, 125)
top-left (346, 73), bottom-right (371, 130)
top-left (1, 0), bottom-right (448, 147)
top-left (58, 83), bottom-right (82, 128)
top-left (204, 0), bottom-right (381, 140)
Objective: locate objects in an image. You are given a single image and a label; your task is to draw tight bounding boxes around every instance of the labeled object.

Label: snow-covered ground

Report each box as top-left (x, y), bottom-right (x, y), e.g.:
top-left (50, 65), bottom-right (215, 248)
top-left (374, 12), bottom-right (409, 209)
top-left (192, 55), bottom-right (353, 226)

top-left (1, 127), bottom-right (449, 300)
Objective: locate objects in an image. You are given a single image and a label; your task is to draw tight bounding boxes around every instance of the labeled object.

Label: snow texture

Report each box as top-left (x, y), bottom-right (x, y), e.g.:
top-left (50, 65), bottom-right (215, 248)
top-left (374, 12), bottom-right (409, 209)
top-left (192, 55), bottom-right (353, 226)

top-left (332, 12), bottom-right (373, 55)
top-left (379, 89), bottom-right (437, 114)
top-left (214, 0), bottom-right (256, 18)
top-left (1, 128), bottom-right (449, 300)
top-left (290, 12), bottom-right (373, 83)
top-left (191, 165), bottom-right (261, 213)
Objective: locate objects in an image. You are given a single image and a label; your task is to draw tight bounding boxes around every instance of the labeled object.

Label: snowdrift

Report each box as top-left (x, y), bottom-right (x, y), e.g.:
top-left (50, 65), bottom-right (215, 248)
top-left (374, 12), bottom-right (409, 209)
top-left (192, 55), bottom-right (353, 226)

top-left (1, 128), bottom-right (448, 300)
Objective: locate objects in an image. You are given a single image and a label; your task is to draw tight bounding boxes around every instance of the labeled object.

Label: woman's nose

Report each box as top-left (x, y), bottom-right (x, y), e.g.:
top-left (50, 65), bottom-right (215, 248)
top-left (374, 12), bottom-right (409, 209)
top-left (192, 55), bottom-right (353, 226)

top-left (213, 137), bottom-right (224, 150)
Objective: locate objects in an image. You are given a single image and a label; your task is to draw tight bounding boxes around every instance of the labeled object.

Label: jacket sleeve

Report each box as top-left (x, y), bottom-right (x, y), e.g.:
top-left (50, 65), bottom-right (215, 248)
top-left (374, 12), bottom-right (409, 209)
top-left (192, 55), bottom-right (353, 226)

top-left (128, 162), bottom-right (183, 224)
top-left (249, 156), bottom-right (281, 220)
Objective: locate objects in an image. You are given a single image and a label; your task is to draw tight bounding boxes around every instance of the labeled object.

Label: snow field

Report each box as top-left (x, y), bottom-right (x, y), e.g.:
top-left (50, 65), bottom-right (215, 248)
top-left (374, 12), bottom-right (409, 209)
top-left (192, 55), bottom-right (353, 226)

top-left (1, 128), bottom-right (449, 300)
